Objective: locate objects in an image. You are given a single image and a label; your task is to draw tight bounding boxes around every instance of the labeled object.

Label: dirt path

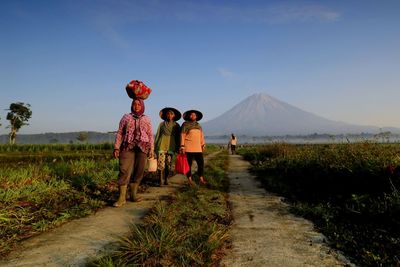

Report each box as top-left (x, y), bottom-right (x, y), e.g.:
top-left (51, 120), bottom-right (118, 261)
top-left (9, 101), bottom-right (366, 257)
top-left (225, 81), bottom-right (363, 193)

top-left (0, 175), bottom-right (187, 267)
top-left (0, 151), bottom-right (220, 267)
top-left (221, 155), bottom-right (354, 267)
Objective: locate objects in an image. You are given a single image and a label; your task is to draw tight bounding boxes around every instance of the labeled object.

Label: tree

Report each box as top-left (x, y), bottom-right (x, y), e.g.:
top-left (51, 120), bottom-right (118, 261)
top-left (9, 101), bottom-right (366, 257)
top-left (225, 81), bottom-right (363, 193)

top-left (76, 132), bottom-right (89, 143)
top-left (6, 102), bottom-right (32, 145)
top-left (50, 138), bottom-right (59, 144)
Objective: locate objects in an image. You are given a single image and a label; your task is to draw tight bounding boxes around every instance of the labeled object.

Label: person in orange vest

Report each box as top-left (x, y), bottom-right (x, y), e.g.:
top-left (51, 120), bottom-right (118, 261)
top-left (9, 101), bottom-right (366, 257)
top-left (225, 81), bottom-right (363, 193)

top-left (180, 110), bottom-right (206, 186)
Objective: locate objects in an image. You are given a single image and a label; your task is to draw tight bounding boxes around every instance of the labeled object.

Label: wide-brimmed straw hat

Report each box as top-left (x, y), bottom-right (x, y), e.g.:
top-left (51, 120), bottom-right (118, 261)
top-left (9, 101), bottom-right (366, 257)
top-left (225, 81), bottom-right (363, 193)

top-left (183, 110), bottom-right (203, 121)
top-left (159, 107), bottom-right (181, 121)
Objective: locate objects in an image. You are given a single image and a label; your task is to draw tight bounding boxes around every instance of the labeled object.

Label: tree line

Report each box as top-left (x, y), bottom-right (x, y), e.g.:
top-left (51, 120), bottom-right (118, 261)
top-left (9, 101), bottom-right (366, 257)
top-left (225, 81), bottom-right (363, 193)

top-left (1, 102), bottom-right (32, 145)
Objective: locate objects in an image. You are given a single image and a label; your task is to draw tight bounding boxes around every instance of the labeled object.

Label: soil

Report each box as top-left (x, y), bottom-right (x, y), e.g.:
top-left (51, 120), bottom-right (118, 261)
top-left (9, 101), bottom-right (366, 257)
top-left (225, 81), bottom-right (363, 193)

top-left (0, 152), bottom-right (355, 266)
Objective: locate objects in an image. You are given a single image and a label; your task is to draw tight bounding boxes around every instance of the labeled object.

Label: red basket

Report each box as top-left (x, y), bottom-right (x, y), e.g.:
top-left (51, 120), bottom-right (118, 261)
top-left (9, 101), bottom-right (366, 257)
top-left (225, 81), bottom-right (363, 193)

top-left (125, 80), bottom-right (152, 99)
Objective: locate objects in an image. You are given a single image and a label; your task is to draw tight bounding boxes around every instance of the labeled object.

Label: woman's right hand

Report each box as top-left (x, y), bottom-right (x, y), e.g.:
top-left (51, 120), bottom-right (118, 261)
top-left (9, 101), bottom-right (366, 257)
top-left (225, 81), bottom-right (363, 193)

top-left (179, 146), bottom-right (185, 154)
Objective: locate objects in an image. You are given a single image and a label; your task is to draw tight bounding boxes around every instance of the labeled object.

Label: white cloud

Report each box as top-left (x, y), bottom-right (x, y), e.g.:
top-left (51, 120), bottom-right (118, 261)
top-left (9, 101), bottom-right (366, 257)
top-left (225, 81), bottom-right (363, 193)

top-left (80, 1), bottom-right (341, 25)
top-left (76, 1), bottom-right (341, 48)
top-left (263, 5), bottom-right (341, 23)
top-left (217, 68), bottom-right (234, 78)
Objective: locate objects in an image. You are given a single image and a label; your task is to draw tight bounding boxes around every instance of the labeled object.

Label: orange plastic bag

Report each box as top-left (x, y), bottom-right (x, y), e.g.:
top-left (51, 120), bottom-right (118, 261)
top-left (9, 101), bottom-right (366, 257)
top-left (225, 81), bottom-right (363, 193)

top-left (175, 154), bottom-right (190, 174)
top-left (125, 80), bottom-right (152, 99)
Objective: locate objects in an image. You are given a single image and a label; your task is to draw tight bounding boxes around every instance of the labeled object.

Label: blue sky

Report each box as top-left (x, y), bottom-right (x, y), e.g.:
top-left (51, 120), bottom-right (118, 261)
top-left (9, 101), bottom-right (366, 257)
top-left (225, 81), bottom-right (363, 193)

top-left (1, 0), bottom-right (399, 134)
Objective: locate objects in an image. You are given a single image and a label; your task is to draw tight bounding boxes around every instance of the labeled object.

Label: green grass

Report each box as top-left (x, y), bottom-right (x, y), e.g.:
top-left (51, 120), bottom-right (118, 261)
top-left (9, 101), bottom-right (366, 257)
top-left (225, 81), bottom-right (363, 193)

top-left (0, 143), bottom-right (114, 152)
top-left (0, 144), bottom-right (226, 259)
top-left (89, 151), bottom-right (232, 267)
top-left (0, 150), bottom-right (119, 256)
top-left (238, 142), bottom-right (400, 267)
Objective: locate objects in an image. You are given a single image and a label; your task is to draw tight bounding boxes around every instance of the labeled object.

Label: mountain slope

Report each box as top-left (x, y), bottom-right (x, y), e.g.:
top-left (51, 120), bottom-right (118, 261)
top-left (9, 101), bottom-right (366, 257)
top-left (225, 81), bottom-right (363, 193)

top-left (202, 93), bottom-right (384, 136)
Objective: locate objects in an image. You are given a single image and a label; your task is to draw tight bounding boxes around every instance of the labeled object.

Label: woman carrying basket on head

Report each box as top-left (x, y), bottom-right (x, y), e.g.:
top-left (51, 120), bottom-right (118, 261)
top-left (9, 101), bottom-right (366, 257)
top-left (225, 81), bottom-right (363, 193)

top-left (113, 98), bottom-right (154, 207)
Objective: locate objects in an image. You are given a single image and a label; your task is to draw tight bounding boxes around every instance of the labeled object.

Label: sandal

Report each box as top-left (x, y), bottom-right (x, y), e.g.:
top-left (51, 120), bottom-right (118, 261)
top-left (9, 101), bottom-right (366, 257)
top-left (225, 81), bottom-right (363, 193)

top-left (133, 197), bottom-right (142, 202)
top-left (200, 177), bottom-right (207, 185)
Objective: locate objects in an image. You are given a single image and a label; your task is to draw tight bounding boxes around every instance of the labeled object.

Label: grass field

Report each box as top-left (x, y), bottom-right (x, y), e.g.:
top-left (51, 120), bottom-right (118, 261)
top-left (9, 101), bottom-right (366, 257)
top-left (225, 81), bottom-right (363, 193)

top-left (0, 143), bottom-right (231, 265)
top-left (238, 142), bottom-right (400, 266)
top-left (0, 145), bottom-right (118, 256)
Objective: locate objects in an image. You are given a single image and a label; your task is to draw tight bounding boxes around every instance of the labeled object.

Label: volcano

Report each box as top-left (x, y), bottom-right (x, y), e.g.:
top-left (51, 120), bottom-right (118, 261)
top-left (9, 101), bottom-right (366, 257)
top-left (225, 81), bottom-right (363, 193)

top-left (202, 93), bottom-right (383, 136)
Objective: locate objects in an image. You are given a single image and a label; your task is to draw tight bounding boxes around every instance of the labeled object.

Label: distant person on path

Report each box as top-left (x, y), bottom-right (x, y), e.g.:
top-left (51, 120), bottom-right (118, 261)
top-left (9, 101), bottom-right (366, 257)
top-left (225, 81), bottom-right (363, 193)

top-left (113, 99), bottom-right (154, 207)
top-left (229, 133), bottom-right (237, 155)
top-left (180, 110), bottom-right (206, 186)
top-left (154, 107), bottom-right (181, 186)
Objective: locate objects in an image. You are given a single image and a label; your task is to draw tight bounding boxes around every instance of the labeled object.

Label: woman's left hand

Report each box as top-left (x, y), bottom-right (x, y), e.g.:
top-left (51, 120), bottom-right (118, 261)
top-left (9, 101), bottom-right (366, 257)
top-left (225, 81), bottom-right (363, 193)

top-left (148, 150), bottom-right (154, 158)
top-left (113, 149), bottom-right (120, 159)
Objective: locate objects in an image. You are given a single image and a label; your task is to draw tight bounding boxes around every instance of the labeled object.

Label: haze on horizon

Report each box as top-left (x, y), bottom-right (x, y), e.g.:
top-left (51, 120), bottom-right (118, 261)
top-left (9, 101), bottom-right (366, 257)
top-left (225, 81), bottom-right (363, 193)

top-left (1, 0), bottom-right (399, 135)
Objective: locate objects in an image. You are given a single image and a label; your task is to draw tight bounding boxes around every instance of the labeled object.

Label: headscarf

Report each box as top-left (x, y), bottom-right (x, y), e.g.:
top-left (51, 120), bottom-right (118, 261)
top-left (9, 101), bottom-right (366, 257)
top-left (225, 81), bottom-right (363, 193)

top-left (181, 121), bottom-right (202, 134)
top-left (131, 98), bottom-right (145, 118)
top-left (161, 121), bottom-right (176, 136)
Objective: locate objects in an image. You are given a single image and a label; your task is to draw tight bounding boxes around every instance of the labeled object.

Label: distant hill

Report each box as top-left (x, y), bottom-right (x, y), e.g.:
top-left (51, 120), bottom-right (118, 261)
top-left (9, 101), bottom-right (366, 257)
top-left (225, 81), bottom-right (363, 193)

top-left (202, 93), bottom-right (400, 136)
top-left (0, 131), bottom-right (116, 145)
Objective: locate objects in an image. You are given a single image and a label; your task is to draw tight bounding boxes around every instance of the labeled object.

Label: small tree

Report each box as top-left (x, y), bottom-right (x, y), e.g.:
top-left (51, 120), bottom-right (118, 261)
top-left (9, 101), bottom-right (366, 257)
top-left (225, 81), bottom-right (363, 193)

top-left (76, 132), bottom-right (89, 143)
top-left (50, 138), bottom-right (59, 144)
top-left (6, 102), bottom-right (32, 145)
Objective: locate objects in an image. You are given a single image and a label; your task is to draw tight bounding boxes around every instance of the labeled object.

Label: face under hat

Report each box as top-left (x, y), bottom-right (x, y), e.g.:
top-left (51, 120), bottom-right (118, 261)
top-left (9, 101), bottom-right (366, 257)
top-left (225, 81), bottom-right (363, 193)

top-left (183, 110), bottom-right (203, 121)
top-left (159, 107), bottom-right (181, 121)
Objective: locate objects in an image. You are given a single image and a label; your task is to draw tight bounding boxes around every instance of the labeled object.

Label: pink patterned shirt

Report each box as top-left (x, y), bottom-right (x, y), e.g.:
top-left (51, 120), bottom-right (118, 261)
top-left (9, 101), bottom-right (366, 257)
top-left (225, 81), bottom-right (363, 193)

top-left (114, 113), bottom-right (154, 154)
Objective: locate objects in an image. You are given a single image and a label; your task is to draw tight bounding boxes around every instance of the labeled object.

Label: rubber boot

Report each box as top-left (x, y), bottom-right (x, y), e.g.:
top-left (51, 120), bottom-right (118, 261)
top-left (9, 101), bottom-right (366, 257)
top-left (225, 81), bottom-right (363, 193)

top-left (129, 183), bottom-right (142, 202)
top-left (113, 185), bottom-right (127, 207)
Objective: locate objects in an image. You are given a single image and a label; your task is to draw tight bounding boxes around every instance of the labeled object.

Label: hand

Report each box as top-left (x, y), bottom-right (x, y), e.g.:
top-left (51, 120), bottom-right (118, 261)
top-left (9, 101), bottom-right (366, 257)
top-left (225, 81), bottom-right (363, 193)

top-left (148, 150), bottom-right (154, 158)
top-left (202, 145), bottom-right (206, 152)
top-left (113, 149), bottom-right (120, 159)
top-left (179, 146), bottom-right (185, 154)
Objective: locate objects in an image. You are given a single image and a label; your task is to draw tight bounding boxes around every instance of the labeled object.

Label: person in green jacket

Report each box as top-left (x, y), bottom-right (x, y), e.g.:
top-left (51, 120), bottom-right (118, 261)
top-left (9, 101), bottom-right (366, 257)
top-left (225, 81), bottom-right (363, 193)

top-left (154, 107), bottom-right (181, 185)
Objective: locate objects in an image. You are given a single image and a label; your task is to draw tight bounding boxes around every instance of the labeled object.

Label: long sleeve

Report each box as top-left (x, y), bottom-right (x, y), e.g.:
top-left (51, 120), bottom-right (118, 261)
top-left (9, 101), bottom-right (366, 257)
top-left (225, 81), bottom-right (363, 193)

top-left (154, 123), bottom-right (162, 153)
top-left (201, 129), bottom-right (205, 147)
top-left (180, 132), bottom-right (186, 147)
top-left (147, 118), bottom-right (154, 152)
top-left (114, 116), bottom-right (126, 150)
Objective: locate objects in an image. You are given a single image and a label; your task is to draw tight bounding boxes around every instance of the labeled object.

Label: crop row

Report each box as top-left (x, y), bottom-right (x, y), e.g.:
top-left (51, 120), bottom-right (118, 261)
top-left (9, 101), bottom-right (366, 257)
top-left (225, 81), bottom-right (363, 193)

top-left (239, 142), bottom-right (400, 266)
top-left (0, 154), bottom-right (119, 256)
top-left (0, 143), bottom-right (114, 152)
